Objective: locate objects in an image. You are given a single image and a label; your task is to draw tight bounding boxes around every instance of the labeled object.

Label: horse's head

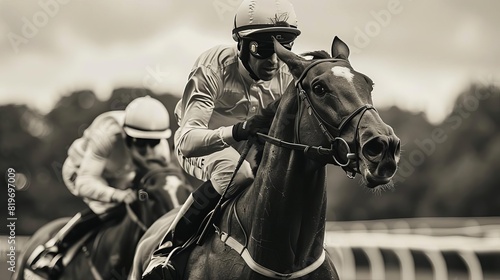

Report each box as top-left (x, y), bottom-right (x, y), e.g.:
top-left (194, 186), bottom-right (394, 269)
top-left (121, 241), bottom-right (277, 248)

top-left (132, 159), bottom-right (191, 226)
top-left (273, 36), bottom-right (400, 188)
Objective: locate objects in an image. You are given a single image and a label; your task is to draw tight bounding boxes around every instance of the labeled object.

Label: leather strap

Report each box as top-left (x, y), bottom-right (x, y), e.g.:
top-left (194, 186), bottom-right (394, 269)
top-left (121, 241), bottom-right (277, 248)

top-left (220, 231), bottom-right (326, 279)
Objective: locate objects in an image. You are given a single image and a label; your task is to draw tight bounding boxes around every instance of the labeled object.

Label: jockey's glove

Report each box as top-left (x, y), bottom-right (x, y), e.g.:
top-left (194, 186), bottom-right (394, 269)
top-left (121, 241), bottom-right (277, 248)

top-left (232, 114), bottom-right (273, 142)
top-left (232, 98), bottom-right (281, 142)
top-left (111, 189), bottom-right (137, 204)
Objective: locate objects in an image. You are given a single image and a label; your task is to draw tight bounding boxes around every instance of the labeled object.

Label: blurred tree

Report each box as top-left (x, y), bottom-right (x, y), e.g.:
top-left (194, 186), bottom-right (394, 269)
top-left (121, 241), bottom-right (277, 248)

top-left (327, 84), bottom-right (500, 221)
top-left (416, 85), bottom-right (500, 217)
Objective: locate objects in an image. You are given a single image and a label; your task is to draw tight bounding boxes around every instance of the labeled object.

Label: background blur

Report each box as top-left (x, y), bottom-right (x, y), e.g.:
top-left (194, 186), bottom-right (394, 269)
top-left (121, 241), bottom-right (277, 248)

top-left (1, 0), bottom-right (499, 234)
top-left (0, 0), bottom-right (500, 279)
top-left (1, 1), bottom-right (500, 278)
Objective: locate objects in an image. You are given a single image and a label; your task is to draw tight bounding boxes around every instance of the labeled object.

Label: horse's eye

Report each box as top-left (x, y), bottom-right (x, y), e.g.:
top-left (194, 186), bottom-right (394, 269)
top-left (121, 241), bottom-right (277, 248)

top-left (313, 84), bottom-right (326, 95)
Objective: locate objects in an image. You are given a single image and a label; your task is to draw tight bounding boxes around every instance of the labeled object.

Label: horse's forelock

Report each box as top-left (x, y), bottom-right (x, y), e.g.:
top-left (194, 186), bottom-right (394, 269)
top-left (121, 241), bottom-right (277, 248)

top-left (300, 50), bottom-right (331, 60)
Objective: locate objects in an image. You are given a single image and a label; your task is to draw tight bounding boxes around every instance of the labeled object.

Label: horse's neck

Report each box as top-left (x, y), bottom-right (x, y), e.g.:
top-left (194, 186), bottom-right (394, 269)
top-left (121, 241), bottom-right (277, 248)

top-left (124, 210), bottom-right (141, 236)
top-left (103, 205), bottom-right (145, 254)
top-left (240, 90), bottom-right (328, 269)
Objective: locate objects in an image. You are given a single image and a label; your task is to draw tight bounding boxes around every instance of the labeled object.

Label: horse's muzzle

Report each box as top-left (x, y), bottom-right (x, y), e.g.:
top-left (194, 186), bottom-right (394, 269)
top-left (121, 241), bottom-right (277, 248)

top-left (360, 134), bottom-right (401, 187)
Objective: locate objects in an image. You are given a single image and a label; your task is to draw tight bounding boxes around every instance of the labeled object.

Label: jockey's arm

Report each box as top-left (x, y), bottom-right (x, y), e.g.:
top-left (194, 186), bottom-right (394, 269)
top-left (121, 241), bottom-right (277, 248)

top-left (73, 143), bottom-right (122, 203)
top-left (176, 67), bottom-right (237, 158)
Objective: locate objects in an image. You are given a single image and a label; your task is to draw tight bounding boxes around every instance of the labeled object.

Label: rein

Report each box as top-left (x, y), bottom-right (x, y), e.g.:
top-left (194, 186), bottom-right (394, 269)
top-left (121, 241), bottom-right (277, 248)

top-left (127, 167), bottom-right (174, 233)
top-left (139, 167), bottom-right (172, 186)
top-left (126, 203), bottom-right (148, 232)
top-left (258, 58), bottom-right (377, 178)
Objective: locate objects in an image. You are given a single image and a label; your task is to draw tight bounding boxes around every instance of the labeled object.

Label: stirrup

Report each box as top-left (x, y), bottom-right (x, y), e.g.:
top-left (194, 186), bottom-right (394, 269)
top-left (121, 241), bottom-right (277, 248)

top-left (154, 230), bottom-right (175, 257)
top-left (30, 248), bottom-right (63, 278)
top-left (156, 241), bottom-right (173, 254)
top-left (29, 245), bottom-right (58, 268)
top-left (27, 245), bottom-right (45, 267)
top-left (154, 230), bottom-right (193, 259)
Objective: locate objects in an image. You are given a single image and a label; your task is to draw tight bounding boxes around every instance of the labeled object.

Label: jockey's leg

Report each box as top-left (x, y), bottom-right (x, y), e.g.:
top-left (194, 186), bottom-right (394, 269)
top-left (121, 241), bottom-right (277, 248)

top-left (164, 146), bottom-right (254, 249)
top-left (141, 181), bottom-right (221, 280)
top-left (28, 208), bottom-right (99, 275)
top-left (29, 205), bottom-right (121, 276)
top-left (142, 147), bottom-right (254, 279)
top-left (162, 180), bottom-right (220, 251)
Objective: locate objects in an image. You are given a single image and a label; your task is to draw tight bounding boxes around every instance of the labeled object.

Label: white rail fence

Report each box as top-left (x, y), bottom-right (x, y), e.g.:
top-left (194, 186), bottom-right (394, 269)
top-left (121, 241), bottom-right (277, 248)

top-left (325, 217), bottom-right (500, 280)
top-left (2, 217), bottom-right (500, 279)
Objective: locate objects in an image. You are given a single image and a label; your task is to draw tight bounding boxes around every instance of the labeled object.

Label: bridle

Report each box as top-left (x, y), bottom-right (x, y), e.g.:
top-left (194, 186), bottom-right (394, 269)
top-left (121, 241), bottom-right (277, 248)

top-left (257, 58), bottom-right (378, 178)
top-left (125, 167), bottom-right (174, 232)
top-left (214, 59), bottom-right (381, 279)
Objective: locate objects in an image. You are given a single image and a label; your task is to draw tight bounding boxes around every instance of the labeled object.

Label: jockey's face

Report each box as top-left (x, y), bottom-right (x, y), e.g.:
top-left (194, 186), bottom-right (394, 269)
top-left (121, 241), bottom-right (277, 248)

top-left (126, 136), bottom-right (169, 171)
top-left (248, 52), bottom-right (279, 81)
top-left (127, 138), bottom-right (160, 157)
top-left (247, 40), bottom-right (293, 81)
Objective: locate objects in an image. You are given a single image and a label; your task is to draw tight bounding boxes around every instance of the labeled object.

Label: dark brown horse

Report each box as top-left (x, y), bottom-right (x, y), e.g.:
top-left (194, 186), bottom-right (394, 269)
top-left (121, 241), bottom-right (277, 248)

top-left (13, 162), bottom-right (192, 280)
top-left (131, 36), bottom-right (400, 280)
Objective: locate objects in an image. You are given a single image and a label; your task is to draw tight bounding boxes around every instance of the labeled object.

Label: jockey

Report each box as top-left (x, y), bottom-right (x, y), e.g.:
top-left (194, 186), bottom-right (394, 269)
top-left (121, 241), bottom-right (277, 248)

top-left (29, 96), bottom-right (172, 277)
top-left (143, 0), bottom-right (301, 277)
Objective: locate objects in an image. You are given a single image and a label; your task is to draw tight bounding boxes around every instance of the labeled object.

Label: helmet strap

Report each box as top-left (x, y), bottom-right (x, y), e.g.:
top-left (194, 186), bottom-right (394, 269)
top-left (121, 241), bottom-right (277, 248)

top-left (238, 38), bottom-right (260, 81)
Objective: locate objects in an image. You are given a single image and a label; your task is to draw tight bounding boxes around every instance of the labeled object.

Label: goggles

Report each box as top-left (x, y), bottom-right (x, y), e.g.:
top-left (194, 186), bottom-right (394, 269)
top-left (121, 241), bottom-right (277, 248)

top-left (128, 137), bottom-right (161, 148)
top-left (248, 41), bottom-right (293, 59)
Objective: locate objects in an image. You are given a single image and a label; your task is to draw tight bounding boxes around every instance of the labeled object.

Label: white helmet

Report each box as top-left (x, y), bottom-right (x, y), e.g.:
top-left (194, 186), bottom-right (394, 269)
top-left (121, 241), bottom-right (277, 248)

top-left (232, 0), bottom-right (301, 43)
top-left (124, 96), bottom-right (171, 139)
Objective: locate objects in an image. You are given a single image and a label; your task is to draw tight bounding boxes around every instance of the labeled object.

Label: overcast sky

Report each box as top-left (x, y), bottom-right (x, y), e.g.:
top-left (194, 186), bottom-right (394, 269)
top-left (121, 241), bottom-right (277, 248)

top-left (1, 0), bottom-right (499, 123)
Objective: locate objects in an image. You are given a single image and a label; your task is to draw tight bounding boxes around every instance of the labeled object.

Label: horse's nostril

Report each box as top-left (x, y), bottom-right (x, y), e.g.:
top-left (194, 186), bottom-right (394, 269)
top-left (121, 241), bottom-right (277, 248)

top-left (363, 138), bottom-right (385, 158)
top-left (395, 140), bottom-right (401, 157)
top-left (380, 161), bottom-right (397, 177)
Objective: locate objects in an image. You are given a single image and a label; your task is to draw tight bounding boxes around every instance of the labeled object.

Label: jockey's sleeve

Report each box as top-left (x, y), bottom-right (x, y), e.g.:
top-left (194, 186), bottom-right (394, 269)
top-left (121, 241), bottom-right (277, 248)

top-left (74, 141), bottom-right (118, 202)
top-left (176, 66), bottom-right (237, 158)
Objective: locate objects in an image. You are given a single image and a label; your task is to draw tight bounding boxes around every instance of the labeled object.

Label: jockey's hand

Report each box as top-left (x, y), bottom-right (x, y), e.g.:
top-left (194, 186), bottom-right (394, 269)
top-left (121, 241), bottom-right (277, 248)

top-left (111, 189), bottom-right (137, 204)
top-left (232, 98), bottom-right (280, 142)
top-left (232, 114), bottom-right (273, 142)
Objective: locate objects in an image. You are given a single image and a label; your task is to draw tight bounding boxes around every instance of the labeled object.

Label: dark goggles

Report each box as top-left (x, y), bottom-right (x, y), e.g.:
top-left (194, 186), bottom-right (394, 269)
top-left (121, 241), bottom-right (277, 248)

top-left (248, 41), bottom-right (293, 59)
top-left (128, 137), bottom-right (161, 148)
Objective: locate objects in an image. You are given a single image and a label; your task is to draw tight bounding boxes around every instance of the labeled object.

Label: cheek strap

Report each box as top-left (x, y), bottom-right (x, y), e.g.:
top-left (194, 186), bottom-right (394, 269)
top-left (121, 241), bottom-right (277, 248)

top-left (238, 39), bottom-right (260, 81)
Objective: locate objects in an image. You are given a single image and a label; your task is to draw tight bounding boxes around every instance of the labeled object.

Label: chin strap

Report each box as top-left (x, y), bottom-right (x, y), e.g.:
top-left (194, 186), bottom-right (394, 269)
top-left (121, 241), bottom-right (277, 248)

top-left (238, 39), bottom-right (260, 81)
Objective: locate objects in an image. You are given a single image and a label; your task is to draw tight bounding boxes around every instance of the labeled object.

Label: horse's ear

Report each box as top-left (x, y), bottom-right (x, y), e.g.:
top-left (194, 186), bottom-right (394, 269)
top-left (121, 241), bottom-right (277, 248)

top-left (274, 38), bottom-right (308, 79)
top-left (331, 36), bottom-right (350, 60)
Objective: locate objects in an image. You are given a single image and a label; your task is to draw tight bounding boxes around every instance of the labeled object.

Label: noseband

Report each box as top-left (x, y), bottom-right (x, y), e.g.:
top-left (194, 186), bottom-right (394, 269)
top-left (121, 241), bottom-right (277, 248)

top-left (258, 58), bottom-right (377, 178)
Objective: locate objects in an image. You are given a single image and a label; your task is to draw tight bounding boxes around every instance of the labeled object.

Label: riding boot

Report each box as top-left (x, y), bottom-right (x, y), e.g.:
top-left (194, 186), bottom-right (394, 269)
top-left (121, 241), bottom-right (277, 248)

top-left (162, 180), bottom-right (221, 254)
top-left (142, 180), bottom-right (221, 279)
top-left (29, 208), bottom-right (102, 277)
